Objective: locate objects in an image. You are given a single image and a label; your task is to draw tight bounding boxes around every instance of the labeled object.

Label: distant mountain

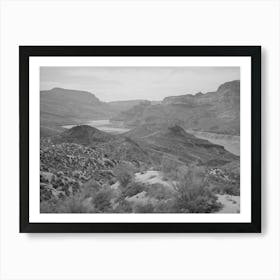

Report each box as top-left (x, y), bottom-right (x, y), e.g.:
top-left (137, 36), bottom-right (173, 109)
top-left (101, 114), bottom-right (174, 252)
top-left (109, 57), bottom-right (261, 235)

top-left (41, 87), bottom-right (111, 120)
top-left (40, 88), bottom-right (114, 136)
top-left (53, 125), bottom-right (116, 146)
top-left (108, 100), bottom-right (149, 112)
top-left (40, 88), bottom-right (158, 137)
top-left (41, 80), bottom-right (240, 137)
top-left (112, 80), bottom-right (240, 135)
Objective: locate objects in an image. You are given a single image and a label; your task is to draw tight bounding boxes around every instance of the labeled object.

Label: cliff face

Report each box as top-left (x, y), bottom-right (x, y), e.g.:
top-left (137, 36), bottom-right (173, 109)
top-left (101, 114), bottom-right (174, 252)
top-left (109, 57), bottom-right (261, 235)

top-left (112, 80), bottom-right (240, 135)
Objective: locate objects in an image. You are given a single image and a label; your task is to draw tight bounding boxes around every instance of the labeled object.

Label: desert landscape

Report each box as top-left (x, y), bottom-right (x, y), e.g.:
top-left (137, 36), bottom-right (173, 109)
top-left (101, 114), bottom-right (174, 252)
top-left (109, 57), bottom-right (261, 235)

top-left (40, 68), bottom-right (240, 214)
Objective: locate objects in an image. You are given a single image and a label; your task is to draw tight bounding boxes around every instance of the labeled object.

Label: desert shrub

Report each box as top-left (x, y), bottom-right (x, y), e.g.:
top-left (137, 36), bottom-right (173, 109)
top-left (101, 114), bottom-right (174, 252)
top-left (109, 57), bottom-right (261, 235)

top-left (160, 157), bottom-right (192, 181)
top-left (40, 198), bottom-right (59, 213)
top-left (92, 187), bottom-right (114, 212)
top-left (41, 184), bottom-right (117, 213)
top-left (223, 183), bottom-right (239, 196)
top-left (113, 163), bottom-right (135, 188)
top-left (212, 183), bottom-right (240, 196)
top-left (145, 183), bottom-right (173, 200)
top-left (56, 193), bottom-right (92, 213)
top-left (134, 202), bottom-right (154, 213)
top-left (82, 179), bottom-right (102, 198)
top-left (122, 181), bottom-right (146, 198)
top-left (209, 168), bottom-right (240, 196)
top-left (40, 192), bottom-right (92, 213)
top-left (173, 167), bottom-right (222, 213)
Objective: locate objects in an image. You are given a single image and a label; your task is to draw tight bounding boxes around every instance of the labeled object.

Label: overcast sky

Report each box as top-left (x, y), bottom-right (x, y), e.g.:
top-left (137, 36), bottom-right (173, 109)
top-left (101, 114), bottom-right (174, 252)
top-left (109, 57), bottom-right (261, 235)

top-left (40, 67), bottom-right (240, 101)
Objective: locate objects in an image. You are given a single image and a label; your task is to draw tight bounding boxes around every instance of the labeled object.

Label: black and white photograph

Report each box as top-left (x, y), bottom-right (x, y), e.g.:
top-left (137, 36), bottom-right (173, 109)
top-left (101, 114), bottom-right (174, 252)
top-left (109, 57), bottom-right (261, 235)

top-left (40, 66), bottom-right (241, 214)
top-left (19, 46), bottom-right (261, 232)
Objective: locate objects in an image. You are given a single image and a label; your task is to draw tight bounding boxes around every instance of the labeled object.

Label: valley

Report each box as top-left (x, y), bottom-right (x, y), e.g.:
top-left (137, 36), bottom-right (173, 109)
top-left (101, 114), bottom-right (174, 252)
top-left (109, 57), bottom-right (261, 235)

top-left (40, 80), bottom-right (240, 214)
top-left (60, 119), bottom-right (239, 155)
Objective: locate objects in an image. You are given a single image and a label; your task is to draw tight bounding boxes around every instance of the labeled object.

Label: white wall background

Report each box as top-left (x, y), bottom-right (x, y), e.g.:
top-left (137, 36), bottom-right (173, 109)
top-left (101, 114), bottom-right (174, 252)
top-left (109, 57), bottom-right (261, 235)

top-left (0, 0), bottom-right (279, 279)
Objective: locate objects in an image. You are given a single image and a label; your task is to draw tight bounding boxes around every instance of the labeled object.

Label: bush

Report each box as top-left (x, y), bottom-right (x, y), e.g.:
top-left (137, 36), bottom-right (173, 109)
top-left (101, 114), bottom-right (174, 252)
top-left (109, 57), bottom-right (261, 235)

top-left (223, 183), bottom-right (239, 196)
top-left (122, 182), bottom-right (146, 198)
top-left (40, 184), bottom-right (116, 213)
top-left (173, 167), bottom-right (222, 213)
top-left (92, 187), bottom-right (114, 212)
top-left (209, 168), bottom-right (240, 196)
top-left (40, 194), bottom-right (93, 213)
top-left (113, 163), bottom-right (135, 188)
top-left (57, 193), bottom-right (92, 213)
top-left (212, 183), bottom-right (240, 196)
top-left (145, 183), bottom-right (173, 200)
top-left (40, 198), bottom-right (59, 213)
top-left (160, 157), bottom-right (192, 181)
top-left (82, 179), bottom-right (102, 198)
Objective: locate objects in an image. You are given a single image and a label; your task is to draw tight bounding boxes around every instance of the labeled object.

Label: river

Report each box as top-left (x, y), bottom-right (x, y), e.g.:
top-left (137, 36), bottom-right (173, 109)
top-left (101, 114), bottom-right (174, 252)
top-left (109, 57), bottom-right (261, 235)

top-left (62, 119), bottom-right (130, 134)
top-left (186, 130), bottom-right (240, 156)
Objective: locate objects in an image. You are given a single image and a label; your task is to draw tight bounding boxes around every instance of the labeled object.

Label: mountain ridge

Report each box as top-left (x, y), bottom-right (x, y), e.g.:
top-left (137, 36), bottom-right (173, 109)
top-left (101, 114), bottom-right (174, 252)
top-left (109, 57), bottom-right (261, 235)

top-left (112, 80), bottom-right (240, 135)
top-left (40, 80), bottom-right (240, 136)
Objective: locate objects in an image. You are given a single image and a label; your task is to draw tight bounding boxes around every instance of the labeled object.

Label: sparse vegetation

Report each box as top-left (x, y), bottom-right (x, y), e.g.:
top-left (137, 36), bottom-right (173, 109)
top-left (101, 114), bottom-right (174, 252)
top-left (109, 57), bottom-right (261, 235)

top-left (161, 156), bottom-right (181, 180)
top-left (40, 93), bottom-right (240, 214)
top-left (113, 163), bottom-right (135, 188)
top-left (122, 181), bottom-right (146, 198)
top-left (145, 183), bottom-right (173, 200)
top-left (92, 187), bottom-right (114, 212)
top-left (153, 199), bottom-right (176, 213)
top-left (173, 167), bottom-right (222, 213)
top-left (42, 193), bottom-right (92, 213)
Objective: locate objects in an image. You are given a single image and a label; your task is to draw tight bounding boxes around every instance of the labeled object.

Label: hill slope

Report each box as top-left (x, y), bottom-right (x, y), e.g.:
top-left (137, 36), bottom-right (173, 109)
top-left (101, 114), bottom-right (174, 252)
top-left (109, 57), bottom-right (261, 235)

top-left (51, 124), bottom-right (237, 167)
top-left (40, 88), bottom-right (113, 136)
top-left (53, 125), bottom-right (116, 146)
top-left (125, 124), bottom-right (238, 166)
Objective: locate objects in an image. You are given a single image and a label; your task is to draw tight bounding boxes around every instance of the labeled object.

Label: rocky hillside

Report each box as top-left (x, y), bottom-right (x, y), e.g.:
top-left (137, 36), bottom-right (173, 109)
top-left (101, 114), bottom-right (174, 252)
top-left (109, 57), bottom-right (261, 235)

top-left (40, 138), bottom-right (119, 202)
top-left (53, 125), bottom-right (116, 146)
top-left (74, 124), bottom-right (239, 167)
top-left (40, 125), bottom-right (240, 212)
top-left (125, 124), bottom-right (238, 166)
top-left (50, 124), bottom-right (238, 168)
top-left (112, 80), bottom-right (240, 135)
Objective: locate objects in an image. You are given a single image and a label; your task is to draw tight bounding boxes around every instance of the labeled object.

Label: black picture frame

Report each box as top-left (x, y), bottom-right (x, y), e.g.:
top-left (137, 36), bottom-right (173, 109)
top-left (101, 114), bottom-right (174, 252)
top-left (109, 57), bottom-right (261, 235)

top-left (20, 46), bottom-right (261, 233)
